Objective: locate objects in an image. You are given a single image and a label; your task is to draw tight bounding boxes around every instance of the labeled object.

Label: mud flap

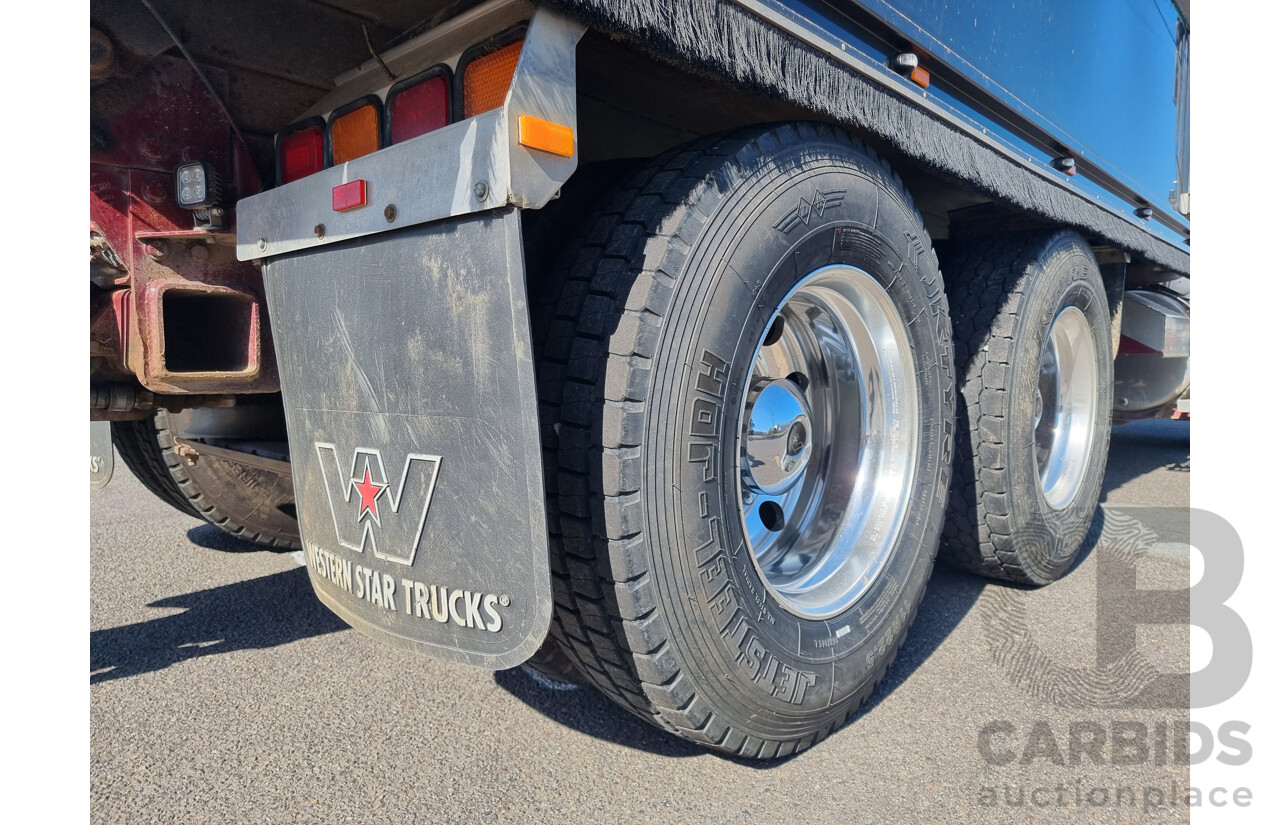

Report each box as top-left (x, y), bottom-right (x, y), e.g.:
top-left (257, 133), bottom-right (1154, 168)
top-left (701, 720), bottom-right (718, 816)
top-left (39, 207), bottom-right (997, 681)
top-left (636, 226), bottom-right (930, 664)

top-left (261, 208), bottom-right (550, 669)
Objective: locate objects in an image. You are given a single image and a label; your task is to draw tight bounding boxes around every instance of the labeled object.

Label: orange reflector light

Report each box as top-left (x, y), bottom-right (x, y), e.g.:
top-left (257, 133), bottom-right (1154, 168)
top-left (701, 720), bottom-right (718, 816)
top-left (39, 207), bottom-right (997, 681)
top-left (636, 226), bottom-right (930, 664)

top-left (330, 102), bottom-right (381, 165)
top-left (463, 40), bottom-right (523, 118)
top-left (910, 66), bottom-right (931, 88)
top-left (518, 115), bottom-right (574, 157)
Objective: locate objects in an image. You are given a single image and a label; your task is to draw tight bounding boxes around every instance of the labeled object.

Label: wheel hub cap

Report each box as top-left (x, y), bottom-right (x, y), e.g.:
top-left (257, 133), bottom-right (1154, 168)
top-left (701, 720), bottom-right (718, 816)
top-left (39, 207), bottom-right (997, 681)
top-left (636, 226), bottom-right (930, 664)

top-left (1035, 305), bottom-right (1099, 510)
top-left (742, 379), bottom-right (814, 495)
top-left (736, 264), bottom-right (919, 619)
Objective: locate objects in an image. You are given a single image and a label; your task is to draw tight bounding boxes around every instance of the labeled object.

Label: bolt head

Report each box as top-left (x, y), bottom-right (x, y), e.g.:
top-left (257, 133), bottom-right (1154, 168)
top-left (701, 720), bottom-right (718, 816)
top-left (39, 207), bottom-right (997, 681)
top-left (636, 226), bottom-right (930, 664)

top-left (140, 137), bottom-right (165, 162)
top-left (142, 182), bottom-right (168, 204)
top-left (474, 180), bottom-right (489, 200)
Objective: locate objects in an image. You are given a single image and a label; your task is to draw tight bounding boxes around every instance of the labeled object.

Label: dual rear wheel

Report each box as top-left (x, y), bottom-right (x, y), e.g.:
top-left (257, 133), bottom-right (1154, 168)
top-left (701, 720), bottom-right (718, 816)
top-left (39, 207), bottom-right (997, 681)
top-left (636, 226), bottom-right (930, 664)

top-left (112, 122), bottom-right (1114, 758)
top-left (530, 125), bottom-right (1113, 755)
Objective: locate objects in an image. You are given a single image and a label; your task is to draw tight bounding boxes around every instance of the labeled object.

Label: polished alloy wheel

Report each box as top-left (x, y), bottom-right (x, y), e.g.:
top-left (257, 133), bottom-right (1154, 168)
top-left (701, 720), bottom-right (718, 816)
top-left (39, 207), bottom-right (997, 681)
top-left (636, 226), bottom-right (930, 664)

top-left (736, 264), bottom-right (919, 619)
top-left (1034, 305), bottom-right (1099, 510)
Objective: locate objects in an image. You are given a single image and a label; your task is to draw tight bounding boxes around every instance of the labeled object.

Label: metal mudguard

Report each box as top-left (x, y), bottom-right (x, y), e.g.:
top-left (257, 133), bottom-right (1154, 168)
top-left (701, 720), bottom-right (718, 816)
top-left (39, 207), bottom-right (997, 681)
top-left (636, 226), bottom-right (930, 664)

top-left (262, 209), bottom-right (550, 668)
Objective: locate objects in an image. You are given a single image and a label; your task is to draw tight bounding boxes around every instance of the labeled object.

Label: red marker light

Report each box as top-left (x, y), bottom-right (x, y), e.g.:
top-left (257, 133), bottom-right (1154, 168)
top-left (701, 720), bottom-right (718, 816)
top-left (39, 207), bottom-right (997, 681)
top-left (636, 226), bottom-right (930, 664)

top-left (278, 122), bottom-right (324, 184)
top-left (389, 71), bottom-right (450, 144)
top-left (332, 179), bottom-right (367, 212)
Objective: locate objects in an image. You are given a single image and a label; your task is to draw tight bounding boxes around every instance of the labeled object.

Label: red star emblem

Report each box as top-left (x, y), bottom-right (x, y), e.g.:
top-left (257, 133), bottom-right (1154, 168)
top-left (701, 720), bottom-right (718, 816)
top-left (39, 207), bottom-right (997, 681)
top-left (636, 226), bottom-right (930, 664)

top-left (353, 467), bottom-right (386, 522)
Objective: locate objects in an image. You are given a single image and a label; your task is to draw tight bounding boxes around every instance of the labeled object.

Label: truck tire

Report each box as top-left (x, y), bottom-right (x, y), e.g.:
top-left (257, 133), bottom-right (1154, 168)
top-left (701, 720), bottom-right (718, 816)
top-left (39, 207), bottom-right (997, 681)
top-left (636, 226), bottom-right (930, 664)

top-left (534, 123), bottom-right (954, 757)
top-left (520, 636), bottom-right (590, 688)
top-left (111, 410), bottom-right (202, 520)
top-left (112, 409), bottom-right (302, 550)
top-left (941, 230), bottom-right (1113, 584)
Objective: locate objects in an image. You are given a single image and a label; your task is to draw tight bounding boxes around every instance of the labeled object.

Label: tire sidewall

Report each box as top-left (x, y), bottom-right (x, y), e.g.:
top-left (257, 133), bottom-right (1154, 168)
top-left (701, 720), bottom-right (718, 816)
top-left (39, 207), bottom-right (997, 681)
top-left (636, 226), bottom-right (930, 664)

top-left (1005, 234), bottom-right (1114, 581)
top-left (644, 135), bottom-right (953, 730)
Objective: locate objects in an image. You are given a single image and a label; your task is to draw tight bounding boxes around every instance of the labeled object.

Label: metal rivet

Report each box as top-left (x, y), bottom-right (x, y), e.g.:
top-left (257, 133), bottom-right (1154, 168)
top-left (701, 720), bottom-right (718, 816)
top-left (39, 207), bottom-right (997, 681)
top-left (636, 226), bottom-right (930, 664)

top-left (314, 224), bottom-right (325, 239)
top-left (474, 180), bottom-right (489, 201)
top-left (188, 243), bottom-right (210, 262)
top-left (257, 238), bottom-right (267, 251)
top-left (384, 204), bottom-right (397, 223)
top-left (499, 595), bottom-right (510, 607)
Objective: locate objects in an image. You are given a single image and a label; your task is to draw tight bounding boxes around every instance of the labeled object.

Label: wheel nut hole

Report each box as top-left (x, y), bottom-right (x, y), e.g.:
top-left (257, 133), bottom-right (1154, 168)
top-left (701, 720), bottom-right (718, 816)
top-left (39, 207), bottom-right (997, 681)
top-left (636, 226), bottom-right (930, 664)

top-left (786, 371), bottom-right (809, 392)
top-left (763, 316), bottom-right (785, 347)
top-left (759, 500), bottom-right (785, 532)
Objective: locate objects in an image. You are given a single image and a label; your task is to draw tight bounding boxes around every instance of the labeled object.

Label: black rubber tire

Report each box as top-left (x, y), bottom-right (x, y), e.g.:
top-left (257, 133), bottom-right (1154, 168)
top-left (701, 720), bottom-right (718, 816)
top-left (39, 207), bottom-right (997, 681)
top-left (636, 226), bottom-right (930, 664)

top-left (533, 123), bottom-right (955, 758)
top-left (112, 409), bottom-right (302, 550)
top-left (520, 636), bottom-right (591, 688)
top-left (111, 411), bottom-right (202, 520)
top-left (940, 230), bottom-right (1113, 585)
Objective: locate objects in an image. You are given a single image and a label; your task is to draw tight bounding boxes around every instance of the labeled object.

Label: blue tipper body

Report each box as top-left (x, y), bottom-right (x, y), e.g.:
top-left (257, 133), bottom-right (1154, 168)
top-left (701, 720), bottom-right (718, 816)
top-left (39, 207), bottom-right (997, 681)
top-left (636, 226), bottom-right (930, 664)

top-left (760, 0), bottom-right (1190, 245)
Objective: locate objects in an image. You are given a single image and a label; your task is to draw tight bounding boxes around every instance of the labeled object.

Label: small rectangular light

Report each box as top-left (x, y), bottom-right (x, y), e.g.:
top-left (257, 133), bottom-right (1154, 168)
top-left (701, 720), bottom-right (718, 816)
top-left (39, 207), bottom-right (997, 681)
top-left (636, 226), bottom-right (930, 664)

top-left (462, 38), bottom-right (523, 118)
top-left (332, 179), bottom-right (367, 212)
top-left (330, 100), bottom-right (381, 165)
top-left (174, 161), bottom-right (219, 208)
top-left (389, 69), bottom-right (451, 144)
top-left (278, 121), bottom-right (324, 184)
top-left (518, 115), bottom-right (574, 157)
top-left (910, 66), bottom-right (931, 88)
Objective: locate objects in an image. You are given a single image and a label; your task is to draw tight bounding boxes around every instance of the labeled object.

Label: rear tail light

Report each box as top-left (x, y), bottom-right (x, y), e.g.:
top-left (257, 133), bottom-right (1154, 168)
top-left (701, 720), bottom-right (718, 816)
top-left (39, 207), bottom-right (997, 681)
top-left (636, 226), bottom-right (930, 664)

top-left (388, 67), bottom-right (452, 144)
top-left (329, 97), bottom-right (382, 165)
top-left (460, 34), bottom-right (524, 118)
top-left (277, 119), bottom-right (325, 185)
top-left (273, 24), bottom-right (531, 185)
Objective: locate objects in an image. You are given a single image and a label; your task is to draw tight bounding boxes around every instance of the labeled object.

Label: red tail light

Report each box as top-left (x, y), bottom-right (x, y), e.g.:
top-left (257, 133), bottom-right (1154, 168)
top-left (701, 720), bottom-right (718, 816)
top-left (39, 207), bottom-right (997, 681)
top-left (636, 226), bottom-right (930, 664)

top-left (278, 120), bottom-right (324, 185)
top-left (388, 67), bottom-right (451, 144)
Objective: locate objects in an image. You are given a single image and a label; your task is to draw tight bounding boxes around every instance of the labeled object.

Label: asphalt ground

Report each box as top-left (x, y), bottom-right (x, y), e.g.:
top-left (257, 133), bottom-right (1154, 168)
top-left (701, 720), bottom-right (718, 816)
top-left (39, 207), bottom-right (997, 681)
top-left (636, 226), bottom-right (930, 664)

top-left (91, 418), bottom-right (1193, 824)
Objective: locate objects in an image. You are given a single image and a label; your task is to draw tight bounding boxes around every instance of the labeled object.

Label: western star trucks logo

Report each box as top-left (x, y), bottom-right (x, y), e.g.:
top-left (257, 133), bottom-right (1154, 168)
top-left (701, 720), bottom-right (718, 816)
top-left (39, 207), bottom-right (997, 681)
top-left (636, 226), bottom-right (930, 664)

top-left (314, 443), bottom-right (441, 566)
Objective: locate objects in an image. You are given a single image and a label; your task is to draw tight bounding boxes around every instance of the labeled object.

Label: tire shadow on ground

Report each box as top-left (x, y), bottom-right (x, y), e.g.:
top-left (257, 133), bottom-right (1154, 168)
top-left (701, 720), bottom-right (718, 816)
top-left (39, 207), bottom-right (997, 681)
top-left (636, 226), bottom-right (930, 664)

top-left (90, 566), bottom-right (347, 684)
top-left (185, 523), bottom-right (297, 554)
top-left (492, 666), bottom-right (708, 760)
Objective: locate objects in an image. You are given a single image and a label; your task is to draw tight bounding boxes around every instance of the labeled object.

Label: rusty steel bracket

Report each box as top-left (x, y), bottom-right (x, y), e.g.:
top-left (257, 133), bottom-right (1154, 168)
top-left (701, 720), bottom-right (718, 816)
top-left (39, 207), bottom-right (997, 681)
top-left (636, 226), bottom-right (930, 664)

top-left (171, 436), bottom-right (293, 476)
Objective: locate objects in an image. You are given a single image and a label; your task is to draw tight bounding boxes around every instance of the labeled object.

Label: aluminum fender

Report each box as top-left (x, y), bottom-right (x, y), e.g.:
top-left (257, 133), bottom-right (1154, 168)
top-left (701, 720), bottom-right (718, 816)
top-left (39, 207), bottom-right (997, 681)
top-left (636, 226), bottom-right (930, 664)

top-left (235, 4), bottom-right (584, 261)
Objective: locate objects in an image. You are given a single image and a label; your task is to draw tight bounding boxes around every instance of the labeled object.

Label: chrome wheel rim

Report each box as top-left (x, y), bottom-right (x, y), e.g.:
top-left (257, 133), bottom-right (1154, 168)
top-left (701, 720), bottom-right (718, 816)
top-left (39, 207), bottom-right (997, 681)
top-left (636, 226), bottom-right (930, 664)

top-left (736, 264), bottom-right (919, 619)
top-left (1035, 305), bottom-right (1098, 510)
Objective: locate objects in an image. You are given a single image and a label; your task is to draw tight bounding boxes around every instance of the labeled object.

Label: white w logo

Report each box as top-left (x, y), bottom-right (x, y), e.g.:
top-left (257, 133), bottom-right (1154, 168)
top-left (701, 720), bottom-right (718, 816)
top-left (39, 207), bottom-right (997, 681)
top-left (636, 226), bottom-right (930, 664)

top-left (314, 443), bottom-right (442, 566)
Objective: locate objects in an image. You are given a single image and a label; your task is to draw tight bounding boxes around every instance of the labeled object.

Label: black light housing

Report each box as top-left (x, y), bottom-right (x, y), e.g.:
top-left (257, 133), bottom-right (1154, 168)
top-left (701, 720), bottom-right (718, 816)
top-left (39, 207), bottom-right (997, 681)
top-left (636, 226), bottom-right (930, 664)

top-left (175, 160), bottom-right (221, 209)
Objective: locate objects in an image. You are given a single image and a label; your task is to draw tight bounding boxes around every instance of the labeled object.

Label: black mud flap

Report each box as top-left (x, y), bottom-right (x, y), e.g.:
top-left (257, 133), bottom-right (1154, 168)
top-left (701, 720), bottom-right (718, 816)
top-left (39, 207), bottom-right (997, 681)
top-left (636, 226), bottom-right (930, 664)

top-left (261, 208), bottom-right (550, 669)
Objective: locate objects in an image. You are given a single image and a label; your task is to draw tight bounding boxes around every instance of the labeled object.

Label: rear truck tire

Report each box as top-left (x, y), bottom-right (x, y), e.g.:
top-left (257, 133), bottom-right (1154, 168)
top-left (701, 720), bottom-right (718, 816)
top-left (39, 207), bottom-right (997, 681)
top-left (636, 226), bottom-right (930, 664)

top-left (520, 636), bottom-right (591, 687)
top-left (940, 230), bottom-right (1113, 585)
top-left (113, 408), bottom-right (302, 550)
top-left (533, 123), bottom-right (955, 758)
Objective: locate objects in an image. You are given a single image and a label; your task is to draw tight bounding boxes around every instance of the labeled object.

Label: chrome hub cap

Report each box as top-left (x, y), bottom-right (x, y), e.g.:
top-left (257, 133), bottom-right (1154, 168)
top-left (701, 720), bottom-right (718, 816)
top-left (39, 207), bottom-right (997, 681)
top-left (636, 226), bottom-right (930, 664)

top-left (736, 264), bottom-right (919, 619)
top-left (742, 378), bottom-right (814, 496)
top-left (1035, 305), bottom-right (1099, 510)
